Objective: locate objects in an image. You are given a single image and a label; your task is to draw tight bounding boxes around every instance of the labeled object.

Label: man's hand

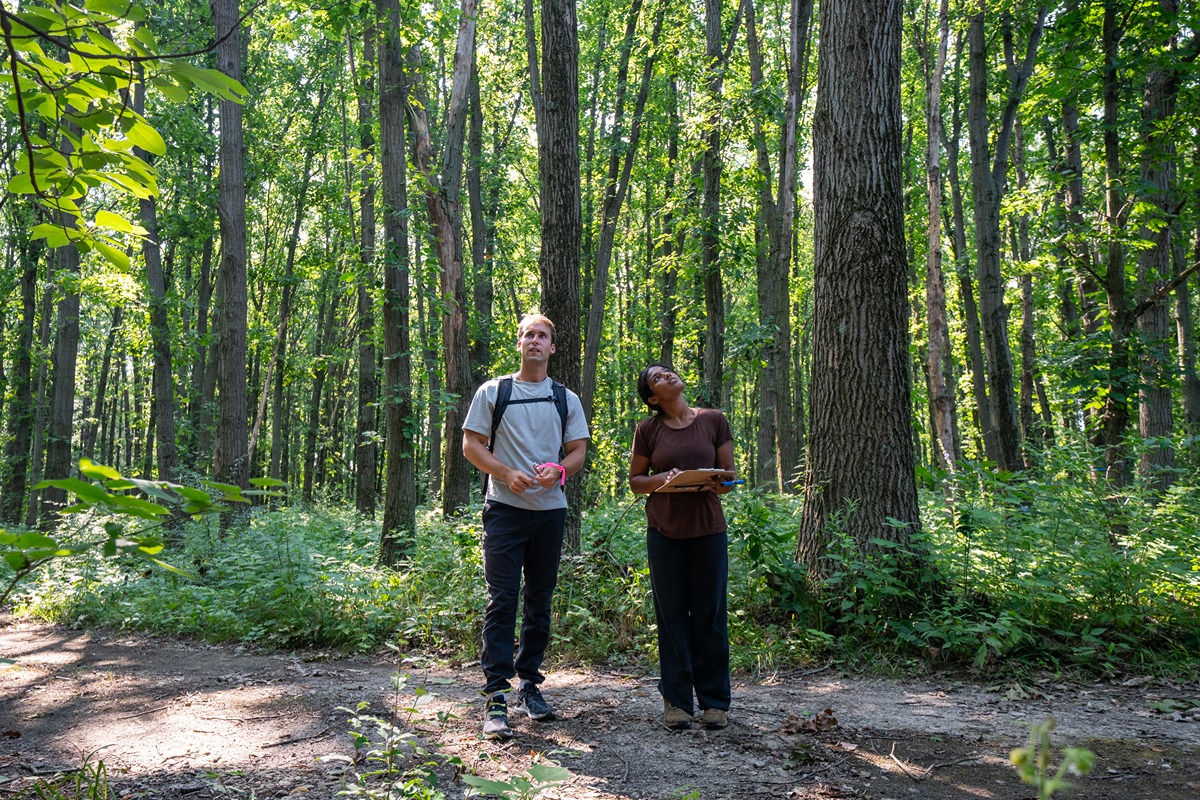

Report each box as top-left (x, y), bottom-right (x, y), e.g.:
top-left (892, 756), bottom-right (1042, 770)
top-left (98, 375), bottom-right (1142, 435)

top-left (505, 468), bottom-right (536, 494)
top-left (533, 463), bottom-right (564, 489)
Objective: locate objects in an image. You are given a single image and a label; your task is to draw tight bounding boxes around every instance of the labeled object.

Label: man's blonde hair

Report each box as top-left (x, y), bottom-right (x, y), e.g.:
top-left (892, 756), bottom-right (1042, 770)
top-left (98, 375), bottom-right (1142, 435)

top-left (518, 313), bottom-right (556, 343)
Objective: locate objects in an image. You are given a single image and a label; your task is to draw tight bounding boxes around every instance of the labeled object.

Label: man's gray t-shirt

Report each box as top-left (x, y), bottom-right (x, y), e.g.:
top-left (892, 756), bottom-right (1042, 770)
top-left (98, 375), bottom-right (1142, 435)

top-left (463, 375), bottom-right (590, 511)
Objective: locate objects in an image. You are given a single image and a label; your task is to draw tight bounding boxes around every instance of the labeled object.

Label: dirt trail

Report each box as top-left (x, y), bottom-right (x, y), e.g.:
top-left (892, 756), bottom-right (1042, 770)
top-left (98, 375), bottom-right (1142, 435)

top-left (1, 620), bottom-right (1197, 799)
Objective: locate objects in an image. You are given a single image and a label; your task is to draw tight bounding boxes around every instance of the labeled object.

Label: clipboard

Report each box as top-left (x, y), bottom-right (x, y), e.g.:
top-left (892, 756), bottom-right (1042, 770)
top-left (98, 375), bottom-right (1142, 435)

top-left (656, 468), bottom-right (736, 493)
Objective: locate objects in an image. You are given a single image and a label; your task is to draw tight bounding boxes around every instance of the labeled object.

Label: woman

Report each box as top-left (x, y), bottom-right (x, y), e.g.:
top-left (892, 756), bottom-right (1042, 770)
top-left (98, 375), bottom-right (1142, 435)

top-left (628, 362), bottom-right (735, 730)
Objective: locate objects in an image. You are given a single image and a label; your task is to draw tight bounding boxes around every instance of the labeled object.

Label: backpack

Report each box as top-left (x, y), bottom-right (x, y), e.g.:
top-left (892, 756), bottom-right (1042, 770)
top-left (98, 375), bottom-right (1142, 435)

top-left (484, 376), bottom-right (569, 493)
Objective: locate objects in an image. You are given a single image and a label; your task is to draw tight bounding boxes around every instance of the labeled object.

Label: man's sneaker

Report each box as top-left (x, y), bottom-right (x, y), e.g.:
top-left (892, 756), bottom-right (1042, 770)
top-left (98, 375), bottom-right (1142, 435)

top-left (700, 708), bottom-right (728, 729)
top-left (483, 693), bottom-right (513, 740)
top-left (663, 699), bottom-right (692, 730)
top-left (514, 682), bottom-right (556, 721)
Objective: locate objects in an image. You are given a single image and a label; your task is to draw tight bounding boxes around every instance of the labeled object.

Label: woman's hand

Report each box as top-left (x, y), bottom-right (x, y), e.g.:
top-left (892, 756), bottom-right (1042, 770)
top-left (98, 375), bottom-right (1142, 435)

top-left (659, 468), bottom-right (681, 491)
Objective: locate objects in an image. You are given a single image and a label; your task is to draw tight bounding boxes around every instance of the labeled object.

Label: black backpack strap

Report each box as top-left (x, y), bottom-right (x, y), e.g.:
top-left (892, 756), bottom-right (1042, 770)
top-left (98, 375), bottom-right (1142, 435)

top-left (551, 381), bottom-right (568, 440)
top-left (487, 377), bottom-right (514, 454)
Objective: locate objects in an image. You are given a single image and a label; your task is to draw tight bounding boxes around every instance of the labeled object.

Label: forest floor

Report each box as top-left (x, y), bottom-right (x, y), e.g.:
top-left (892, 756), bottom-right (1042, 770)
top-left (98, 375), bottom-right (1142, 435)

top-left (1, 618), bottom-right (1198, 800)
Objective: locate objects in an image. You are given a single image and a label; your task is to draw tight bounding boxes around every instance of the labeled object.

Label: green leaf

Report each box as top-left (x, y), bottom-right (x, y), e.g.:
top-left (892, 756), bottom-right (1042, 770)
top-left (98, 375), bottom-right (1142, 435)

top-left (3, 552), bottom-right (29, 571)
top-left (526, 764), bottom-right (570, 783)
top-left (15, 532), bottom-right (57, 549)
top-left (94, 240), bottom-right (131, 270)
top-left (248, 477), bottom-right (288, 488)
top-left (166, 62), bottom-right (249, 102)
top-left (461, 775), bottom-right (515, 795)
top-left (30, 223), bottom-right (73, 248)
top-left (85, 0), bottom-right (147, 19)
top-left (33, 477), bottom-right (107, 504)
top-left (123, 117), bottom-right (167, 156)
top-left (93, 210), bottom-right (134, 234)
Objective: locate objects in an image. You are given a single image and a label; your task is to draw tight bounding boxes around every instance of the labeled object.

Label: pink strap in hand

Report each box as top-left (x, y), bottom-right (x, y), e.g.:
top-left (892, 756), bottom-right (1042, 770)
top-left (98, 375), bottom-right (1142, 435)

top-left (537, 462), bottom-right (566, 486)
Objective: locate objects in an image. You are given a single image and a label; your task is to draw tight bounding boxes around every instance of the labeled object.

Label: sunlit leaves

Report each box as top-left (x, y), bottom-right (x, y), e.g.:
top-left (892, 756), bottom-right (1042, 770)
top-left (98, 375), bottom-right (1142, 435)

top-left (1, 0), bottom-right (246, 268)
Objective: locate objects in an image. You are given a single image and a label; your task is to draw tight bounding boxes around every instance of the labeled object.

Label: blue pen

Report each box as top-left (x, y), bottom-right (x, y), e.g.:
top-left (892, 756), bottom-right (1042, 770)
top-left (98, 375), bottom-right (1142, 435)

top-left (721, 479), bottom-right (745, 487)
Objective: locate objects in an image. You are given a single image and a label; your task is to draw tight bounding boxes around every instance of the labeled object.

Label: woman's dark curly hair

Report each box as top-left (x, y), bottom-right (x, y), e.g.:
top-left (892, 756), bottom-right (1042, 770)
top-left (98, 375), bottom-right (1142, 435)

top-left (636, 361), bottom-right (674, 415)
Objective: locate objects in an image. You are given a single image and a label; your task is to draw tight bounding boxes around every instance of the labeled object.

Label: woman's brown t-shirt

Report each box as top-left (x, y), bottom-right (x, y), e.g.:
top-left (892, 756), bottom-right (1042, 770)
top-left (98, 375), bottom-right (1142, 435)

top-left (632, 408), bottom-right (733, 539)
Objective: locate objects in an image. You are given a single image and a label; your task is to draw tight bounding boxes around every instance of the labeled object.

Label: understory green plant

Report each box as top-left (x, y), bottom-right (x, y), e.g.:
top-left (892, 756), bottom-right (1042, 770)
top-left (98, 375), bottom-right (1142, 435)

top-left (461, 759), bottom-right (569, 800)
top-left (14, 752), bottom-right (113, 800)
top-left (1, 459), bottom-right (278, 607)
top-left (6, 443), bottom-right (1197, 677)
top-left (1010, 716), bottom-right (1095, 799)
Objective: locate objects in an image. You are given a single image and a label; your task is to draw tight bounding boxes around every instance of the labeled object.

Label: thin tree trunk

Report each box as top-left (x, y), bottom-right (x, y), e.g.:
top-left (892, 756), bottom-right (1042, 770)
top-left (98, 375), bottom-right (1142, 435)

top-left (354, 27), bottom-right (379, 517)
top-left (966, 4), bottom-right (1046, 473)
top-left (581, 0), bottom-right (661, 420)
top-left (1, 236), bottom-right (40, 524)
top-left (658, 76), bottom-right (681, 365)
top-left (135, 81), bottom-right (179, 483)
top-left (923, 0), bottom-right (954, 473)
top-left (404, 0), bottom-right (476, 516)
top-left (700, 0), bottom-right (725, 408)
top-left (41, 224), bottom-right (82, 522)
top-left (943, 33), bottom-right (995, 463)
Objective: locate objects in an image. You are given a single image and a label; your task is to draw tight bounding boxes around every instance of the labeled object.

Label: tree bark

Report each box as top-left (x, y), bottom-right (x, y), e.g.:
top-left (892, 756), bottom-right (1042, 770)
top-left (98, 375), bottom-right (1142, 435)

top-left (354, 27), bottom-right (379, 517)
top-left (403, 0), bottom-right (476, 516)
top-left (211, 0), bottom-right (249, 492)
top-left (1, 235), bottom-right (40, 524)
top-left (923, 0), bottom-right (954, 472)
top-left (537, 0), bottom-right (584, 548)
top-left (1135, 0), bottom-right (1182, 487)
top-left (377, 0), bottom-right (418, 564)
top-left (796, 0), bottom-right (919, 574)
top-left (40, 224), bottom-right (82, 522)
top-left (966, 3), bottom-right (1046, 473)
top-left (700, 0), bottom-right (725, 408)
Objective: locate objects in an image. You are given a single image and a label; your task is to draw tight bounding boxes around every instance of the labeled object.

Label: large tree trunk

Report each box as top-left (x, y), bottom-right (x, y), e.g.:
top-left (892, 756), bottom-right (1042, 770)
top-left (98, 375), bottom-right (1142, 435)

top-left (796, 0), bottom-right (919, 574)
top-left (966, 4), bottom-right (1046, 473)
top-left (537, 0), bottom-right (584, 548)
top-left (377, 0), bottom-right (418, 565)
top-left (1135, 0), bottom-right (1182, 487)
top-left (211, 0), bottom-right (249, 492)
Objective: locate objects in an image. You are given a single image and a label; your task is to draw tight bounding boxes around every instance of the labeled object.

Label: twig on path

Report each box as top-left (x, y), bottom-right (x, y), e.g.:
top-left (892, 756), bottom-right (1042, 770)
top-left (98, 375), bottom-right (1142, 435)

top-left (201, 712), bottom-right (293, 723)
top-left (263, 726), bottom-right (331, 748)
top-left (889, 742), bottom-right (981, 780)
top-left (800, 662), bottom-right (833, 677)
top-left (115, 705), bottom-right (172, 720)
top-left (612, 749), bottom-right (629, 783)
top-left (889, 742), bottom-right (927, 781)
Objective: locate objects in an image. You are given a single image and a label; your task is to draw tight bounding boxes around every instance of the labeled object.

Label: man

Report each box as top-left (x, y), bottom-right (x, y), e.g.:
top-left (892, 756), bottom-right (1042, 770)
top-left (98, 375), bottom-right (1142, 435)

top-left (462, 313), bottom-right (589, 740)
